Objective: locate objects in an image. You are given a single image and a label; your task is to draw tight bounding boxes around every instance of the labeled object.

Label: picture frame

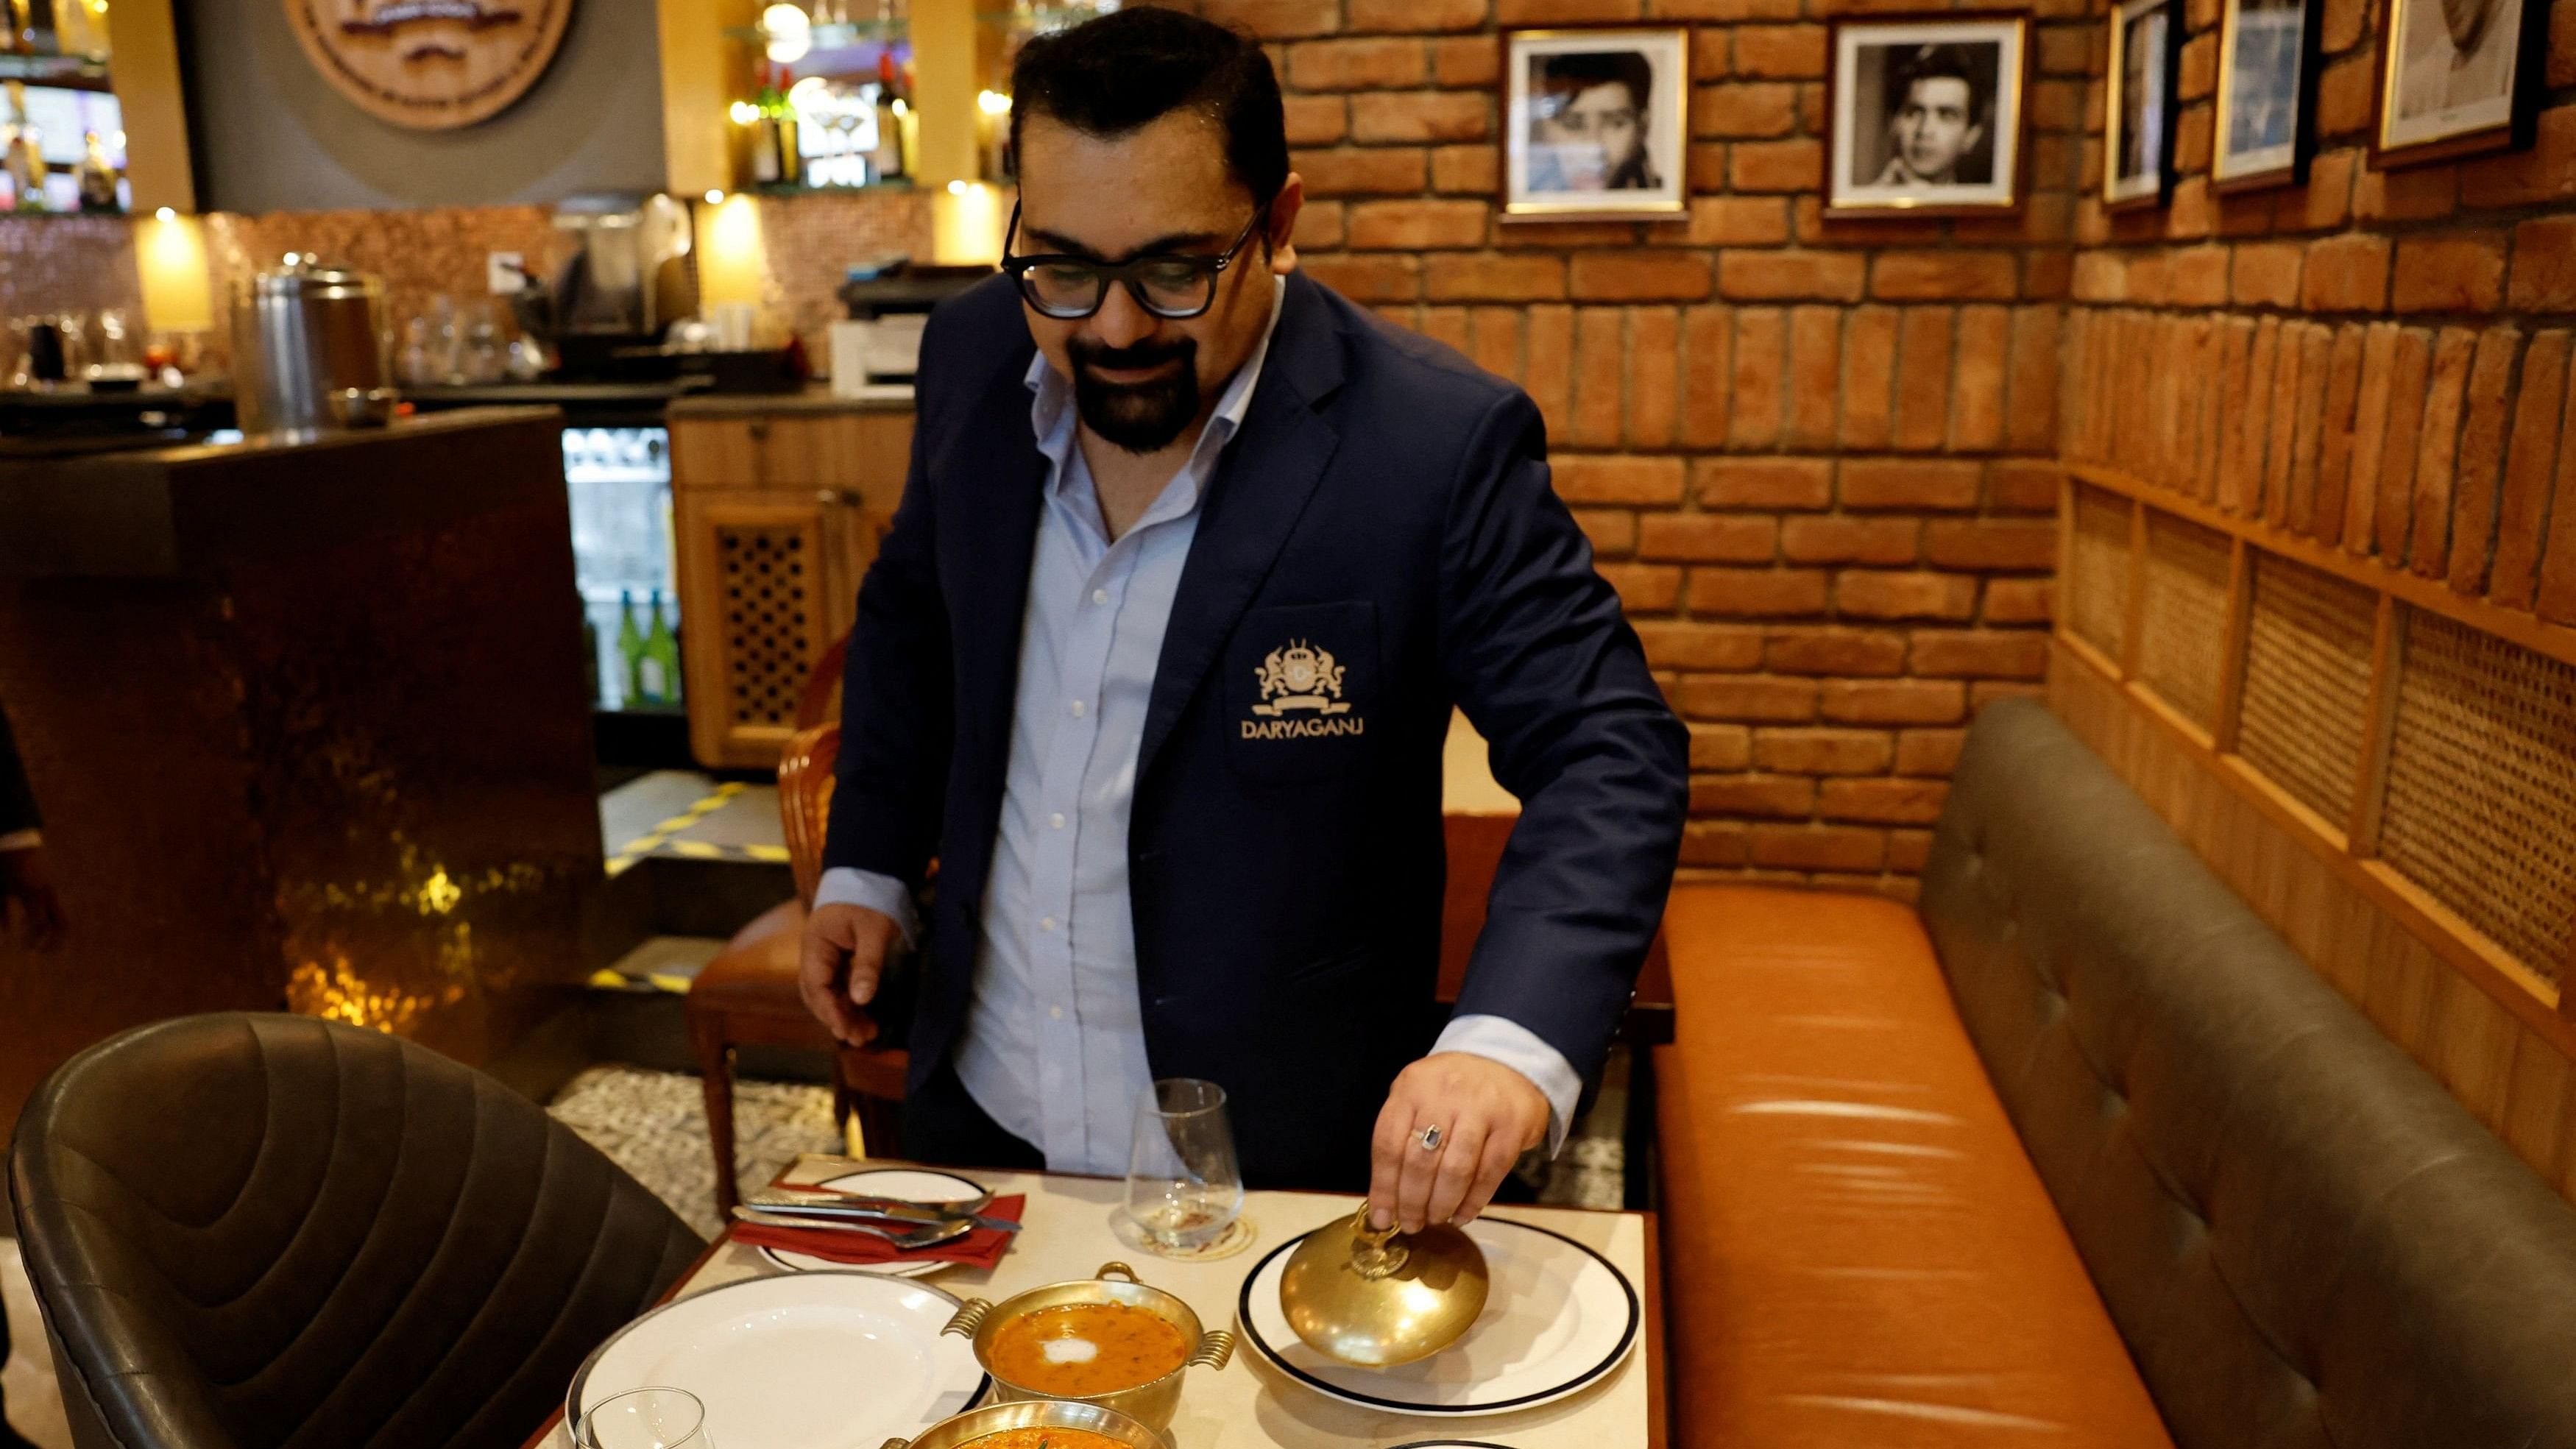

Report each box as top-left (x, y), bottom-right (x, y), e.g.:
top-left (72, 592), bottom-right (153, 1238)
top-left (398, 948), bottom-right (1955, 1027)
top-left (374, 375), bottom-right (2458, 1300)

top-left (2212, 0), bottom-right (2324, 191)
top-left (1499, 26), bottom-right (1691, 221)
top-left (2368, 0), bottom-right (2547, 168)
top-left (2103, 0), bottom-right (2182, 210)
top-left (1824, 11), bottom-right (2032, 219)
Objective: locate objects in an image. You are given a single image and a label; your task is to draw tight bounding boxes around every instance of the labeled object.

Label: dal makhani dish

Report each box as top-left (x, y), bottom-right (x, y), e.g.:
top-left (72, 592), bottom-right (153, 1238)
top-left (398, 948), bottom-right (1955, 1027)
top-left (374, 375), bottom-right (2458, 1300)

top-left (960, 1431), bottom-right (1129, 1449)
top-left (988, 1303), bottom-right (1191, 1396)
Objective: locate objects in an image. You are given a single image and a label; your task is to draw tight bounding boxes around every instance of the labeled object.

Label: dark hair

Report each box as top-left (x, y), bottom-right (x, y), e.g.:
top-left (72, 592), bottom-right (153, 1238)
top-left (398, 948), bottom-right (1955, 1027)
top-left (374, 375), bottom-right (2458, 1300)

top-left (1888, 43), bottom-right (1989, 124)
top-left (1537, 50), bottom-right (1653, 116)
top-left (1009, 8), bottom-right (1289, 207)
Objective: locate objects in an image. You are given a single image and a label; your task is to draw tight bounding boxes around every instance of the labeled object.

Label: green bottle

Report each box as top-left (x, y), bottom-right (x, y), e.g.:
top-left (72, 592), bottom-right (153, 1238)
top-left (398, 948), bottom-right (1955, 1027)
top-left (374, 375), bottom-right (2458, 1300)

top-left (616, 589), bottom-right (645, 707)
top-left (642, 589), bottom-right (682, 707)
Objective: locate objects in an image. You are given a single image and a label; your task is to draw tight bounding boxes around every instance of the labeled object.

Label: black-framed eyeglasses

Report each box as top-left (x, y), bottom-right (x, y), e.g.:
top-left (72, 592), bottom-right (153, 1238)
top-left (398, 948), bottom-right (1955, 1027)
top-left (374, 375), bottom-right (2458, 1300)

top-left (1000, 199), bottom-right (1270, 321)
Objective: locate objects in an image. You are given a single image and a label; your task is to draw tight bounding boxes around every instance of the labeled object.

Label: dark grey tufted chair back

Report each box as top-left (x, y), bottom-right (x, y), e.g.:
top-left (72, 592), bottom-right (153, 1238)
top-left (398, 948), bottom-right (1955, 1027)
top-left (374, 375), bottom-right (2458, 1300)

top-left (8, 1013), bottom-right (704, 1449)
top-left (1920, 698), bottom-right (2576, 1449)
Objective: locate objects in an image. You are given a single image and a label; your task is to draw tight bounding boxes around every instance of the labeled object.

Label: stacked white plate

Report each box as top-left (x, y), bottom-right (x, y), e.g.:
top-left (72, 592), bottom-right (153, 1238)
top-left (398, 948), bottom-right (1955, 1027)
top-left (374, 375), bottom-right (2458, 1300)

top-left (567, 1272), bottom-right (987, 1448)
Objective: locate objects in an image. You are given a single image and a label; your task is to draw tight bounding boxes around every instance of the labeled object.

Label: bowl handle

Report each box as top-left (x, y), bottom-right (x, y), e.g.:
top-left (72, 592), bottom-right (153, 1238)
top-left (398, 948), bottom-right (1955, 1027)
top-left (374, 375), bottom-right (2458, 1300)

top-left (941, 1299), bottom-right (992, 1339)
top-left (1189, 1328), bottom-right (1236, 1371)
top-left (1096, 1261), bottom-right (1139, 1283)
top-left (878, 1439), bottom-right (911, 1449)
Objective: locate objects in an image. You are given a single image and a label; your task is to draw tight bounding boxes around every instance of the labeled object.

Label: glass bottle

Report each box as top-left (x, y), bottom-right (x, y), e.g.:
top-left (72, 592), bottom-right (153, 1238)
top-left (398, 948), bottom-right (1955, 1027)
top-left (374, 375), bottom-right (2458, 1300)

top-left (642, 589), bottom-right (682, 706)
top-left (617, 589), bottom-right (646, 705)
top-left (76, 130), bottom-right (118, 213)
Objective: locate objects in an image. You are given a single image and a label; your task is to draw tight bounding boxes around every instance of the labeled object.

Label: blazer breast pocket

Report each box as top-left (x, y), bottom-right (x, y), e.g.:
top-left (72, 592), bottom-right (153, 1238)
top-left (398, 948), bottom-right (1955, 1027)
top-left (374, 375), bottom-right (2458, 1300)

top-left (1223, 600), bottom-right (1379, 787)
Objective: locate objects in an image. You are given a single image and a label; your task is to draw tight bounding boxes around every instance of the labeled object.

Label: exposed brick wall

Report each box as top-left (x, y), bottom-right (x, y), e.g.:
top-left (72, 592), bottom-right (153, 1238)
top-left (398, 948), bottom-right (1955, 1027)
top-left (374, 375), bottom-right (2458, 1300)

top-left (2059, 0), bottom-right (2576, 621)
top-left (1197, 0), bottom-right (2094, 901)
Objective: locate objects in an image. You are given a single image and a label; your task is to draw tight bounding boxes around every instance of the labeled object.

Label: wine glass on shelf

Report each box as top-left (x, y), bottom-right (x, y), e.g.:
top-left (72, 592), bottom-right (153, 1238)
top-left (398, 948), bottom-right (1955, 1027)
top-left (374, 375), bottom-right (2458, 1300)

top-left (1125, 1077), bottom-right (1244, 1254)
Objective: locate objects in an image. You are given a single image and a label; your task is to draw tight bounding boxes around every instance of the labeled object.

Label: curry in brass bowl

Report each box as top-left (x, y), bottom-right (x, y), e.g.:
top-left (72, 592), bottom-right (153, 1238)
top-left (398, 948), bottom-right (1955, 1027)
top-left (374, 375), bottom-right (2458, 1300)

top-left (1277, 1206), bottom-right (1490, 1367)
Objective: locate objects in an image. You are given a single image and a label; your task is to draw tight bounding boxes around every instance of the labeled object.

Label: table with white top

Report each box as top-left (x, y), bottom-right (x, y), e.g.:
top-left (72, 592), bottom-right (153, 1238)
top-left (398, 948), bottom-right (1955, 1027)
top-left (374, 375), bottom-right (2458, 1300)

top-left (526, 1160), bottom-right (1666, 1449)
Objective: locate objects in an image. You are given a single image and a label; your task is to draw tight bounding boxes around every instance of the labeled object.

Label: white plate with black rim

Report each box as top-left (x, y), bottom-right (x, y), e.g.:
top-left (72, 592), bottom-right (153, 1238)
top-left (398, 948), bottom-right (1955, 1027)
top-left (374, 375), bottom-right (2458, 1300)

top-left (567, 1272), bottom-right (987, 1448)
top-left (753, 1168), bottom-right (991, 1278)
top-left (1237, 1215), bottom-right (1640, 1417)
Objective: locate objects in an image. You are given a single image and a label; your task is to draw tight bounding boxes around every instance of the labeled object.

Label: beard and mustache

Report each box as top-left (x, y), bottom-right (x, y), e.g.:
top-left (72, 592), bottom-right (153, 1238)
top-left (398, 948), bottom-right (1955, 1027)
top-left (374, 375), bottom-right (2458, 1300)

top-left (1069, 334), bottom-right (1202, 454)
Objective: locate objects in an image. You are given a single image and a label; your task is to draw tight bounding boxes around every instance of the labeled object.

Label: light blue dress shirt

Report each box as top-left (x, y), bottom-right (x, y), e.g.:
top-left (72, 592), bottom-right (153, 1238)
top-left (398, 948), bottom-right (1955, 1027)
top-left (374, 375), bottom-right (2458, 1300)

top-left (818, 277), bottom-right (1580, 1176)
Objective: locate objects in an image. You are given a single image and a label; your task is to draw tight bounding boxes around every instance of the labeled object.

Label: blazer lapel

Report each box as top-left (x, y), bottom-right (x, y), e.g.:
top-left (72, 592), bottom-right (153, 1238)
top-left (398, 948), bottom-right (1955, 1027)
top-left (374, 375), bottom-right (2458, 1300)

top-left (1136, 272), bottom-right (1348, 782)
top-left (946, 349), bottom-right (1048, 787)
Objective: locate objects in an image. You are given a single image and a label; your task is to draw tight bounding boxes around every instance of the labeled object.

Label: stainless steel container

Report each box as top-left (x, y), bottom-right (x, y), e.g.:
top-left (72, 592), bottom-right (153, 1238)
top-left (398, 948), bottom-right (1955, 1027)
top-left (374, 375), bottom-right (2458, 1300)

top-left (230, 257), bottom-right (394, 436)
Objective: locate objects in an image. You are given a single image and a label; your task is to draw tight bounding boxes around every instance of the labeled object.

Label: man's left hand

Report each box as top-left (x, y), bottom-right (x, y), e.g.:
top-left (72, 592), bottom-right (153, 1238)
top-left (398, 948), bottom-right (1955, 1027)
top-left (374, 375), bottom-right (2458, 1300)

top-left (1367, 1052), bottom-right (1550, 1234)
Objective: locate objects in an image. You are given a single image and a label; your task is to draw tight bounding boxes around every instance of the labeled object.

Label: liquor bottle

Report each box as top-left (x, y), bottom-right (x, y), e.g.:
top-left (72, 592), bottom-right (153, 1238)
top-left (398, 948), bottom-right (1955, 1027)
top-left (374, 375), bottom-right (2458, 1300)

top-left (750, 65), bottom-right (784, 185)
top-left (642, 589), bottom-right (682, 707)
top-left (75, 129), bottom-right (116, 213)
top-left (4, 84), bottom-right (46, 212)
top-left (768, 67), bottom-right (802, 186)
top-left (617, 588), bottom-right (645, 706)
top-left (871, 53), bottom-right (905, 183)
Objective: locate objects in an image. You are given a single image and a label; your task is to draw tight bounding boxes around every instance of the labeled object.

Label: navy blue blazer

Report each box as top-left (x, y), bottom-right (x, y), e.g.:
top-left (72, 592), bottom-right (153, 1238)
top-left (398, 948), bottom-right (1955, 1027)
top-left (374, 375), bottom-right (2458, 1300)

top-left (824, 270), bottom-right (1688, 1188)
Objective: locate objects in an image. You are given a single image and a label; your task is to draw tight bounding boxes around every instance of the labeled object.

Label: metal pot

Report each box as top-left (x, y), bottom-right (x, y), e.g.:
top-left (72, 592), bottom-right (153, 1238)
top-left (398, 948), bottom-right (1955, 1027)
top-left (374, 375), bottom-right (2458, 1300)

top-left (230, 257), bottom-right (392, 436)
top-left (941, 1261), bottom-right (1233, 1433)
top-left (878, 1399), bottom-right (1170, 1449)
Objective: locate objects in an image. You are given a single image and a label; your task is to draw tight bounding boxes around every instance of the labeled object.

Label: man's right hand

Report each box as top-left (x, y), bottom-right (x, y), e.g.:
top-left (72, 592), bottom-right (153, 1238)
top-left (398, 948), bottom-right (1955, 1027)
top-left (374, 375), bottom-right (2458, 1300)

top-left (799, 901), bottom-right (902, 1047)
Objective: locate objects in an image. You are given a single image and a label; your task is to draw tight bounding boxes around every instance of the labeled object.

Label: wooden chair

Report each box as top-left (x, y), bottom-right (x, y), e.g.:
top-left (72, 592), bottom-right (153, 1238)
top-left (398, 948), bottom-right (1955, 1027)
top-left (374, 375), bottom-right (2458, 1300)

top-left (687, 635), bottom-right (910, 1215)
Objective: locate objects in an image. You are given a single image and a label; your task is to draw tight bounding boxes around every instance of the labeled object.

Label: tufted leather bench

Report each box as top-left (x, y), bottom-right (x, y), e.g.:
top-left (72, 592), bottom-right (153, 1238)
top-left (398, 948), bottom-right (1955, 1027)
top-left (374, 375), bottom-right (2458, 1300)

top-left (1655, 698), bottom-right (2576, 1448)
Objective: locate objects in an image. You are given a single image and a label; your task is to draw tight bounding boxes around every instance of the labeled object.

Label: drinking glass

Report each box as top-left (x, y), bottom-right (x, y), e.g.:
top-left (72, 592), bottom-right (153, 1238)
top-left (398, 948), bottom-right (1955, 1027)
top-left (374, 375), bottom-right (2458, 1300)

top-left (1126, 1077), bottom-right (1244, 1253)
top-left (575, 1388), bottom-right (713, 1449)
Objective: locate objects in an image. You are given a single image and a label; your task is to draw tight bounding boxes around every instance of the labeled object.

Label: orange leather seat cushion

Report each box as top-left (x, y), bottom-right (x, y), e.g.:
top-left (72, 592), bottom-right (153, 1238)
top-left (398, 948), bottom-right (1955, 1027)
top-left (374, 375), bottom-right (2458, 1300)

top-left (1655, 886), bottom-right (2173, 1448)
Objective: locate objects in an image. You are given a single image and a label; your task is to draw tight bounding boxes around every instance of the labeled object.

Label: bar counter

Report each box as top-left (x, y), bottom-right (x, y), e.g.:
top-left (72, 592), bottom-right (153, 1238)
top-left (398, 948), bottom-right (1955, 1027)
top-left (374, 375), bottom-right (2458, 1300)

top-left (0, 408), bottom-right (603, 1127)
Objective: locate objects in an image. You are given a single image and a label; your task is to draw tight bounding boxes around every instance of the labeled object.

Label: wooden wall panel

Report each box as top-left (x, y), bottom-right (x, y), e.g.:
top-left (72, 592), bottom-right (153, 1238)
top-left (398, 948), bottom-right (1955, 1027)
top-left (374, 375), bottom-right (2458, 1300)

top-left (2051, 650), bottom-right (2576, 1205)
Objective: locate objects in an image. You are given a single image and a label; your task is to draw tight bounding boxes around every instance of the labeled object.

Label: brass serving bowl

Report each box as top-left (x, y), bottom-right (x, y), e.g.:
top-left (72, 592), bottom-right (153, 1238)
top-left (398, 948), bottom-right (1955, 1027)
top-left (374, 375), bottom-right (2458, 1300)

top-left (877, 1398), bottom-right (1170, 1449)
top-left (941, 1261), bottom-right (1234, 1432)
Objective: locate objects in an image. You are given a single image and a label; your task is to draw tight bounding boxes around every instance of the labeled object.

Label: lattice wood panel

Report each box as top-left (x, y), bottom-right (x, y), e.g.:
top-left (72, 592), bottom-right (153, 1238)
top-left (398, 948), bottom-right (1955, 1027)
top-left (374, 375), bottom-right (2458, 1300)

top-left (716, 524), bottom-right (818, 729)
top-left (2134, 512), bottom-right (2232, 729)
top-left (2238, 554), bottom-right (2378, 825)
top-left (2380, 614), bottom-right (2576, 985)
top-left (2068, 484), bottom-right (2132, 658)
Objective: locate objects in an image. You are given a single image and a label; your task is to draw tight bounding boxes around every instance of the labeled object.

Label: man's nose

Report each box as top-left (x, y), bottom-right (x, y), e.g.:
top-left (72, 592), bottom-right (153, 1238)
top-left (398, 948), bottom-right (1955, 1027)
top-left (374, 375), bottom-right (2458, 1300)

top-left (1089, 282), bottom-right (1157, 349)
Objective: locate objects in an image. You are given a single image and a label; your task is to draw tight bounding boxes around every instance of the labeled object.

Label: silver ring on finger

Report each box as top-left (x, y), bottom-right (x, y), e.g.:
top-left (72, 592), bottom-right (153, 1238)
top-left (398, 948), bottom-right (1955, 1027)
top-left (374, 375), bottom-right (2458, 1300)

top-left (1418, 1124), bottom-right (1445, 1152)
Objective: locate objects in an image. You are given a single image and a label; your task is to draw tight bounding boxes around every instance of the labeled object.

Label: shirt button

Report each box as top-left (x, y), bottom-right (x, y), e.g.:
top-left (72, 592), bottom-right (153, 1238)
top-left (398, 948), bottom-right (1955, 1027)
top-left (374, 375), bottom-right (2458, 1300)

top-left (1050, 812), bottom-right (1066, 829)
top-left (1050, 1005), bottom-right (1066, 1021)
top-left (1040, 916), bottom-right (1057, 932)
top-left (1069, 699), bottom-right (1086, 718)
top-left (1091, 588), bottom-right (1108, 606)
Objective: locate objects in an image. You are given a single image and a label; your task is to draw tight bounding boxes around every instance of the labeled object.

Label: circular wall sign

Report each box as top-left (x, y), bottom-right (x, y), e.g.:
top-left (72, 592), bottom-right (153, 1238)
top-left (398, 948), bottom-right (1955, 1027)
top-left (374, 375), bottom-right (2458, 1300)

top-left (283, 0), bottom-right (575, 130)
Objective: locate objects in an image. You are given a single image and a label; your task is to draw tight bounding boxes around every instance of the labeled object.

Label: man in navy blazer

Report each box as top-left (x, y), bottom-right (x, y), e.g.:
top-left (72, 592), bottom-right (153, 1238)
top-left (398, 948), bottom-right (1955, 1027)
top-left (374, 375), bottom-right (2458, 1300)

top-left (800, 9), bottom-right (1687, 1233)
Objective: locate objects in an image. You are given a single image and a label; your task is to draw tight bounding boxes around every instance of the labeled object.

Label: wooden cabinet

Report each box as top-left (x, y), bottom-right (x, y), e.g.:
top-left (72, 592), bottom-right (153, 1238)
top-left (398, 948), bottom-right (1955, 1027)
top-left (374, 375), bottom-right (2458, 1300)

top-left (670, 405), bottom-right (913, 770)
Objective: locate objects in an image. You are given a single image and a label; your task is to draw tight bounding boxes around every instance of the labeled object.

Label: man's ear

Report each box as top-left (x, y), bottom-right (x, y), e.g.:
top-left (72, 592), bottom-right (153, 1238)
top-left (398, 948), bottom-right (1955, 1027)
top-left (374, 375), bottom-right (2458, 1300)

top-left (1962, 122), bottom-right (1986, 157)
top-left (1267, 173), bottom-right (1305, 276)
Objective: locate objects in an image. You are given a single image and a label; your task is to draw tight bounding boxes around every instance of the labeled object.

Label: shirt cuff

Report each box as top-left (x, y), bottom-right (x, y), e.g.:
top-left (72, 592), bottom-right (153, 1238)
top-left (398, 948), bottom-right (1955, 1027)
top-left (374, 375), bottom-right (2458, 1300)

top-left (813, 866), bottom-right (921, 949)
top-left (0, 829), bottom-right (40, 853)
top-left (1434, 1013), bottom-right (1583, 1158)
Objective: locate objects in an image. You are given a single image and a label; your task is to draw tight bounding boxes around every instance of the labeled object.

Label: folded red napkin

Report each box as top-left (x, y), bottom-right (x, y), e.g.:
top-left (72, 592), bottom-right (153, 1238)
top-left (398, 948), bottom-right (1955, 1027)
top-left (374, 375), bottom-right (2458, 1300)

top-left (731, 1194), bottom-right (1026, 1271)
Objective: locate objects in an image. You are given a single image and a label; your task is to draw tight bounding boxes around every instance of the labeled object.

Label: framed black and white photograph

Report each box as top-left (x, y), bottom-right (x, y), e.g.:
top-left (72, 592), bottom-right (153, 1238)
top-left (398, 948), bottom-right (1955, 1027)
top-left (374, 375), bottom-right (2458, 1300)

top-left (1825, 13), bottom-right (2031, 218)
top-left (2104, 0), bottom-right (2181, 209)
top-left (2213, 0), bottom-right (2322, 190)
top-left (1501, 26), bottom-right (1690, 220)
top-left (2370, 0), bottom-right (2547, 166)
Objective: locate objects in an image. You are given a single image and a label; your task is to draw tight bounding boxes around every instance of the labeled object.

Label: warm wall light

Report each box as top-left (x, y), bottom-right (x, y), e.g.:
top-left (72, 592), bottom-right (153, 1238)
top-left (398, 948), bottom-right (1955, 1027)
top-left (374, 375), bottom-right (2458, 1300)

top-left (977, 90), bottom-right (1012, 115)
top-left (705, 188), bottom-right (725, 205)
top-left (697, 192), bottom-right (767, 307)
top-left (761, 1), bottom-right (810, 63)
top-left (932, 180), bottom-right (1003, 267)
top-left (729, 100), bottom-right (760, 125)
top-left (135, 209), bottom-right (213, 333)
